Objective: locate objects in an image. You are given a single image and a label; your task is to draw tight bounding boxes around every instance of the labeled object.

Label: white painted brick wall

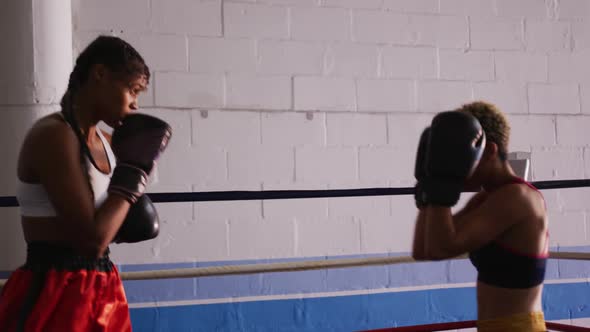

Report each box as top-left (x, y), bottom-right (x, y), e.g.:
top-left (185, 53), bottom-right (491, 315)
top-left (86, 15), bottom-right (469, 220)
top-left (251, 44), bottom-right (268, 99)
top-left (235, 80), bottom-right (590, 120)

top-left (321, 0), bottom-right (381, 9)
top-left (114, 217), bottom-right (229, 263)
top-left (189, 38), bottom-right (257, 73)
top-left (548, 50), bottom-right (590, 83)
top-left (190, 219), bottom-right (230, 261)
top-left (583, 85), bottom-right (590, 114)
top-left (226, 75), bottom-right (292, 110)
top-left (525, 21), bottom-right (571, 52)
top-left (380, 47), bottom-right (437, 79)
top-left (352, 11), bottom-right (413, 44)
top-left (227, 145), bottom-right (294, 185)
top-left (559, 187), bottom-right (590, 212)
top-left (417, 81), bottom-right (472, 111)
top-left (400, 190), bottom-right (434, 214)
top-left (557, 0), bottom-right (590, 19)
top-left (291, 7), bottom-right (351, 41)
top-left (362, 195), bottom-right (415, 253)
top-left (193, 183), bottom-right (263, 221)
top-left (438, 50), bottom-right (494, 81)
top-left (356, 79), bottom-right (415, 112)
top-left (473, 82), bottom-right (527, 114)
top-left (257, 41), bottom-right (324, 75)
top-left (361, 215), bottom-right (409, 254)
top-left (507, 115), bottom-right (556, 151)
top-left (324, 43), bottom-right (379, 77)
top-left (163, 218), bottom-right (229, 262)
top-left (542, 190), bottom-right (562, 214)
top-left (295, 146), bottom-right (357, 184)
top-left (494, 52), bottom-right (547, 83)
top-left (73, 0), bottom-right (150, 32)
top-left (528, 84), bottom-right (580, 114)
top-left (224, 3), bottom-right (288, 39)
top-left (411, 15), bottom-right (469, 48)
top-left (158, 146), bottom-right (227, 185)
top-left (326, 113), bottom-right (388, 146)
top-left (355, 13), bottom-right (469, 47)
top-left (229, 218), bottom-right (295, 259)
top-left (329, 194), bottom-right (390, 218)
top-left (261, 112), bottom-right (326, 146)
top-left (323, 181), bottom-right (393, 223)
top-left (294, 77), bottom-right (356, 111)
top-left (572, 21), bottom-right (590, 50)
top-left (382, 0), bottom-right (439, 14)
top-left (71, 0), bottom-right (590, 265)
top-left (359, 146), bottom-right (415, 183)
top-left (556, 116), bottom-right (590, 146)
top-left (495, 0), bottom-right (550, 19)
top-left (439, 0), bottom-right (495, 16)
top-left (192, 110), bottom-right (260, 147)
top-left (259, 0), bottom-right (318, 6)
top-left (387, 114), bottom-right (433, 147)
top-left (547, 211), bottom-right (587, 246)
top-left (151, 0), bottom-right (221, 36)
top-left (155, 72), bottom-right (223, 108)
top-left (470, 18), bottom-right (524, 50)
top-left (125, 34), bottom-right (188, 72)
top-left (531, 147), bottom-right (585, 180)
top-left (296, 217), bottom-right (360, 256)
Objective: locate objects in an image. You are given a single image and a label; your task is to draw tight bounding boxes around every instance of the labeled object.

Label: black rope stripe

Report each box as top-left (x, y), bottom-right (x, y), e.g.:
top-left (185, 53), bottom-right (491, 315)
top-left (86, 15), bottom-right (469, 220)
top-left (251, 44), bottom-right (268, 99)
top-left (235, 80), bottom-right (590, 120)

top-left (2, 179), bottom-right (590, 207)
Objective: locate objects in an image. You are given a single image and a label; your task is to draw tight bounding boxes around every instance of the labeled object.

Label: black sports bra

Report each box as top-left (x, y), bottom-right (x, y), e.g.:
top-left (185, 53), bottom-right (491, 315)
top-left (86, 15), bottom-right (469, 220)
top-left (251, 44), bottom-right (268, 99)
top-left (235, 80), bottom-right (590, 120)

top-left (469, 177), bottom-right (548, 289)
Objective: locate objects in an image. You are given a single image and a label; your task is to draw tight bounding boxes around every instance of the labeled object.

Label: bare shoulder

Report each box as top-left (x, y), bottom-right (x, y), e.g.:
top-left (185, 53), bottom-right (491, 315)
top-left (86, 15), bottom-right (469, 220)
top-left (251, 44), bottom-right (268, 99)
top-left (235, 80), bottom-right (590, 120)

top-left (27, 112), bottom-right (70, 138)
top-left (18, 112), bottom-right (79, 180)
top-left (484, 183), bottom-right (543, 220)
top-left (26, 113), bottom-right (77, 151)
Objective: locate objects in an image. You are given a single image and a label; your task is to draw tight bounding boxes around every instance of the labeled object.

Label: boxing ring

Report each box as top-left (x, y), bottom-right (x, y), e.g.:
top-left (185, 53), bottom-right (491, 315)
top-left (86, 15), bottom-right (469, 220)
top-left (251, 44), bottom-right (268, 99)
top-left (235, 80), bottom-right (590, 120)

top-left (1, 178), bottom-right (590, 331)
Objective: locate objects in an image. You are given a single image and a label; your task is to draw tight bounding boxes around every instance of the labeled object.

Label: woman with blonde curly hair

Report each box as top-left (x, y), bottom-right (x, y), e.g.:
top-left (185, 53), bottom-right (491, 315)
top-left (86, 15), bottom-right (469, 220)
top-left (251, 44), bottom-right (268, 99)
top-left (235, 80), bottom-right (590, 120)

top-left (412, 101), bottom-right (548, 331)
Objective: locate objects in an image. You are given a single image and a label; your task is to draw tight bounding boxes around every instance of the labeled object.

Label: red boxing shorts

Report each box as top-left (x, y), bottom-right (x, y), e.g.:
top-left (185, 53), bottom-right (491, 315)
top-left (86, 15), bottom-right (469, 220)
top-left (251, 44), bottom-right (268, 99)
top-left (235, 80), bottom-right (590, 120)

top-left (0, 242), bottom-right (131, 332)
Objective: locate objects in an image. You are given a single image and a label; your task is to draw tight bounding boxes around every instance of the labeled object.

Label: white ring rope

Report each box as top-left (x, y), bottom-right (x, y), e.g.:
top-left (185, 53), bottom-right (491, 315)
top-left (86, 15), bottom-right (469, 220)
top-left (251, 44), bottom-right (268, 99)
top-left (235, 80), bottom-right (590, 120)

top-left (0, 251), bottom-right (588, 287)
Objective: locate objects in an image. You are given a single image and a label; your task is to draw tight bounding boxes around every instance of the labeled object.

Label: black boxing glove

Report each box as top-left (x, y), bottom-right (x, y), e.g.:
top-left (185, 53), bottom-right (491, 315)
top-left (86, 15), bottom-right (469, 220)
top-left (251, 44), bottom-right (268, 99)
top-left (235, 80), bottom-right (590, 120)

top-left (421, 111), bottom-right (486, 207)
top-left (414, 127), bottom-right (430, 209)
top-left (108, 113), bottom-right (172, 203)
top-left (115, 195), bottom-right (160, 243)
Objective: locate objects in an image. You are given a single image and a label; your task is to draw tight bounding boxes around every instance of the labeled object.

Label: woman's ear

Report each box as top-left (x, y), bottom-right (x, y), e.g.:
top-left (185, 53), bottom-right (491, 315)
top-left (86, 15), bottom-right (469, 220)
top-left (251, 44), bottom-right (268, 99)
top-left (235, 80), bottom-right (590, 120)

top-left (484, 141), bottom-right (498, 161)
top-left (90, 64), bottom-right (107, 82)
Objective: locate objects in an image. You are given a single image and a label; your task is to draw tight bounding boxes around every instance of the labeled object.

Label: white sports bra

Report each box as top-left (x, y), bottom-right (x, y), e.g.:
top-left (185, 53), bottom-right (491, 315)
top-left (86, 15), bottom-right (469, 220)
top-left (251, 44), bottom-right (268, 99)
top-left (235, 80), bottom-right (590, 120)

top-left (16, 123), bottom-right (116, 217)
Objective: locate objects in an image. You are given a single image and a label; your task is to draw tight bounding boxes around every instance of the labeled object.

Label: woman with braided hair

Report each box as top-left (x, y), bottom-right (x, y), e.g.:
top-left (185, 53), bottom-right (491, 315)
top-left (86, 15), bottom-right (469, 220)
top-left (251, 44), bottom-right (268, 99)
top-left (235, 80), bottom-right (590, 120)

top-left (0, 35), bottom-right (172, 331)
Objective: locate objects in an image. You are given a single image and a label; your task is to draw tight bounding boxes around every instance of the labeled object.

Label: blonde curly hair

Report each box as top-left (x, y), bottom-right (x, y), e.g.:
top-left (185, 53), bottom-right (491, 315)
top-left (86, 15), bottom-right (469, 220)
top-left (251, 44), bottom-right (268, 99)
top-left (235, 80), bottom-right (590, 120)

top-left (458, 101), bottom-right (510, 161)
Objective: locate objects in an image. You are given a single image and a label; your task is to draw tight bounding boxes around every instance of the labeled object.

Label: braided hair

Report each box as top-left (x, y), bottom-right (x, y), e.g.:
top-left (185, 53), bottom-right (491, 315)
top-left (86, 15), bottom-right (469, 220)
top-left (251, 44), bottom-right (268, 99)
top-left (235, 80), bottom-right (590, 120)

top-left (60, 36), bottom-right (150, 201)
top-left (61, 35), bottom-right (150, 108)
